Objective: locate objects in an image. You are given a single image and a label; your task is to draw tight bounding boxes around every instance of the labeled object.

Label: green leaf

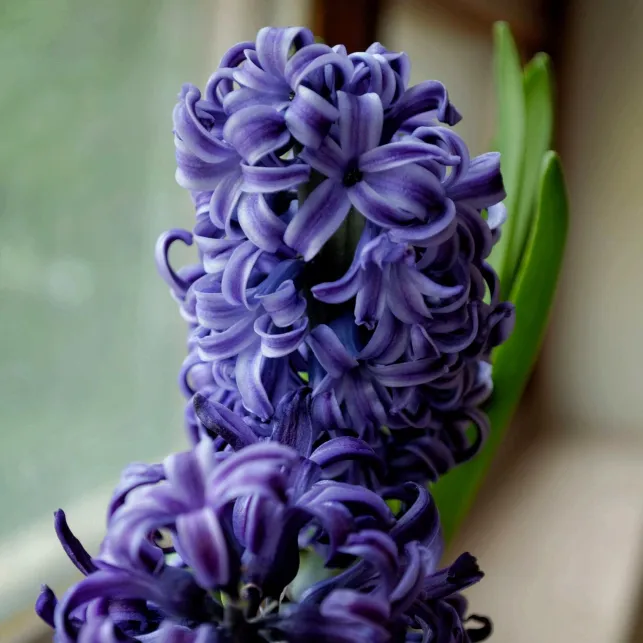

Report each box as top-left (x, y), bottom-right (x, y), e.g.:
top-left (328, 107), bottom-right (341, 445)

top-left (504, 53), bottom-right (554, 291)
top-left (488, 21), bottom-right (525, 295)
top-left (432, 152), bottom-right (569, 543)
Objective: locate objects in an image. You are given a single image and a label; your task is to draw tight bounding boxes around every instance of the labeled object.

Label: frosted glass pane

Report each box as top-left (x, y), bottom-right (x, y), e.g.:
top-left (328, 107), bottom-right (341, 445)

top-left (0, 0), bottom-right (212, 614)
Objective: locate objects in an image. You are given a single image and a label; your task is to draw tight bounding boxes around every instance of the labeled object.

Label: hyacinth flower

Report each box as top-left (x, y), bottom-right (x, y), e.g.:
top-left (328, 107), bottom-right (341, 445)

top-left (157, 26), bottom-right (515, 488)
top-left (37, 440), bottom-right (490, 643)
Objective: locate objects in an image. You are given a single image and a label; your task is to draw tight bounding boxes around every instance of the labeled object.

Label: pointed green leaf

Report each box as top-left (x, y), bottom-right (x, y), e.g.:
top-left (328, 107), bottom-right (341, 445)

top-left (432, 152), bottom-right (569, 543)
top-left (488, 21), bottom-right (525, 295)
top-left (504, 53), bottom-right (554, 290)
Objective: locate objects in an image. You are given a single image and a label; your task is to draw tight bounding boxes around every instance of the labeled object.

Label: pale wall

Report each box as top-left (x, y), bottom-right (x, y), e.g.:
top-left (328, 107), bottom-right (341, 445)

top-left (537, 0), bottom-right (643, 436)
top-left (379, 0), bottom-right (496, 156)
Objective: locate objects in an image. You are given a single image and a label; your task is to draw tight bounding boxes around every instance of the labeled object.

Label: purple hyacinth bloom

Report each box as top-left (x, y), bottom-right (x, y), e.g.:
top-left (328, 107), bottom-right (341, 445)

top-left (222, 27), bottom-right (353, 157)
top-left (312, 223), bottom-right (464, 329)
top-left (191, 257), bottom-right (308, 420)
top-left (41, 440), bottom-right (430, 642)
top-left (193, 387), bottom-right (385, 489)
top-left (284, 91), bottom-right (460, 261)
top-left (38, 439), bottom-right (490, 643)
top-left (174, 83), bottom-right (310, 233)
top-left (160, 25), bottom-right (515, 487)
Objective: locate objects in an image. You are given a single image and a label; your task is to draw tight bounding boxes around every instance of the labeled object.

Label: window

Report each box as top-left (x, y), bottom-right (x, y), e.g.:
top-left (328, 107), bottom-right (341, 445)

top-left (0, 0), bottom-right (214, 625)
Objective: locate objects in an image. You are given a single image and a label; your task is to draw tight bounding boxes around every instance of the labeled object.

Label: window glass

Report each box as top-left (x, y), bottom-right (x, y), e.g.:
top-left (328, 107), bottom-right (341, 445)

top-left (0, 0), bottom-right (212, 618)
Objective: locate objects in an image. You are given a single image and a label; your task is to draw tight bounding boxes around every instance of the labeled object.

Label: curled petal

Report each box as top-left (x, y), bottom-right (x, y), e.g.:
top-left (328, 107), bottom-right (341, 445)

top-left (467, 615), bottom-right (494, 642)
top-left (192, 394), bottom-right (258, 451)
top-left (284, 179), bottom-right (352, 261)
top-left (175, 507), bottom-right (230, 589)
top-left (311, 390), bottom-right (346, 431)
top-left (338, 91), bottom-right (383, 159)
top-left (354, 263), bottom-right (385, 327)
top-left (487, 202), bottom-right (507, 231)
top-left (259, 280), bottom-right (307, 328)
top-left (279, 594), bottom-right (389, 643)
top-left (390, 542), bottom-right (428, 615)
top-left (349, 53), bottom-right (386, 102)
top-left (286, 85), bottom-right (339, 148)
top-left (193, 226), bottom-right (242, 275)
top-left (54, 569), bottom-right (203, 640)
top-left (207, 443), bottom-right (299, 507)
top-left (387, 264), bottom-right (433, 324)
top-left (300, 481), bottom-right (393, 526)
top-left (384, 80), bottom-right (461, 141)
top-left (310, 437), bottom-right (382, 474)
top-left (221, 241), bottom-right (263, 307)
top-left (389, 199), bottom-right (457, 246)
top-left (175, 142), bottom-right (238, 191)
top-left (338, 530), bottom-right (399, 587)
top-left (306, 325), bottom-right (358, 378)
top-left (35, 585), bottom-right (57, 628)
top-left (108, 463), bottom-right (166, 519)
top-left (235, 341), bottom-right (272, 419)
top-left (179, 352), bottom-right (214, 398)
top-left (209, 170), bottom-right (244, 229)
top-left (255, 314), bottom-right (308, 358)
top-left (322, 588), bottom-right (391, 627)
top-left (413, 125), bottom-right (471, 186)
top-left (423, 552), bottom-right (484, 599)
top-left (368, 358), bottom-right (447, 387)
top-left (433, 303), bottom-right (481, 354)
top-left (54, 510), bottom-right (97, 576)
top-left (77, 615), bottom-right (125, 643)
top-left (342, 372), bottom-right (389, 431)
top-left (173, 85), bottom-right (233, 163)
top-left (312, 252), bottom-right (362, 304)
top-left (303, 501), bottom-right (354, 556)
top-left (388, 483), bottom-right (440, 548)
top-left (358, 309), bottom-right (410, 364)
top-left (457, 202), bottom-right (494, 262)
top-left (223, 85), bottom-right (288, 115)
top-left (223, 106), bottom-right (290, 165)
top-left (232, 50), bottom-right (284, 95)
top-left (241, 162), bottom-right (310, 193)
top-left (196, 317), bottom-right (256, 361)
top-left (256, 27), bottom-right (314, 79)
top-left (163, 441), bottom-right (216, 507)
top-left (237, 193), bottom-right (287, 253)
top-left (155, 229), bottom-right (194, 297)
top-left (488, 302), bottom-right (516, 348)
top-left (348, 180), bottom-right (415, 228)
top-left (194, 282), bottom-right (249, 332)
top-left (299, 136), bottom-right (345, 179)
top-left (449, 152), bottom-right (505, 208)
top-left (406, 265), bottom-right (463, 300)
top-left (364, 164), bottom-right (444, 218)
top-left (359, 140), bottom-right (458, 174)
top-left (286, 43), bottom-right (353, 90)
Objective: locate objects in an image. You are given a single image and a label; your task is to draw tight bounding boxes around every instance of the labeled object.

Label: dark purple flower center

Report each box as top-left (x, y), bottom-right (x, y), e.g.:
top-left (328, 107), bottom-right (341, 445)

top-left (342, 165), bottom-right (363, 188)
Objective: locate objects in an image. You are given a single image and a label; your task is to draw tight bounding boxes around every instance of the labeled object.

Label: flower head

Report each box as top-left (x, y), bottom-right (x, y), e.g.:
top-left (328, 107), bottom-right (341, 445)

top-left (159, 27), bottom-right (514, 481)
top-left (37, 440), bottom-right (488, 643)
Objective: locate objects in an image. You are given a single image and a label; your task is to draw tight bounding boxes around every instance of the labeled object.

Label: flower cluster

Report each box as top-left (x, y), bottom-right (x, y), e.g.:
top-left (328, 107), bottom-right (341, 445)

top-left (157, 27), bottom-right (513, 482)
top-left (38, 26), bottom-right (512, 643)
top-left (37, 440), bottom-right (489, 643)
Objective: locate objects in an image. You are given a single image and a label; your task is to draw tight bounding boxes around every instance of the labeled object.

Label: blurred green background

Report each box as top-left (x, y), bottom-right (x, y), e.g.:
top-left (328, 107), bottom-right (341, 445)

top-left (0, 0), bottom-right (211, 546)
